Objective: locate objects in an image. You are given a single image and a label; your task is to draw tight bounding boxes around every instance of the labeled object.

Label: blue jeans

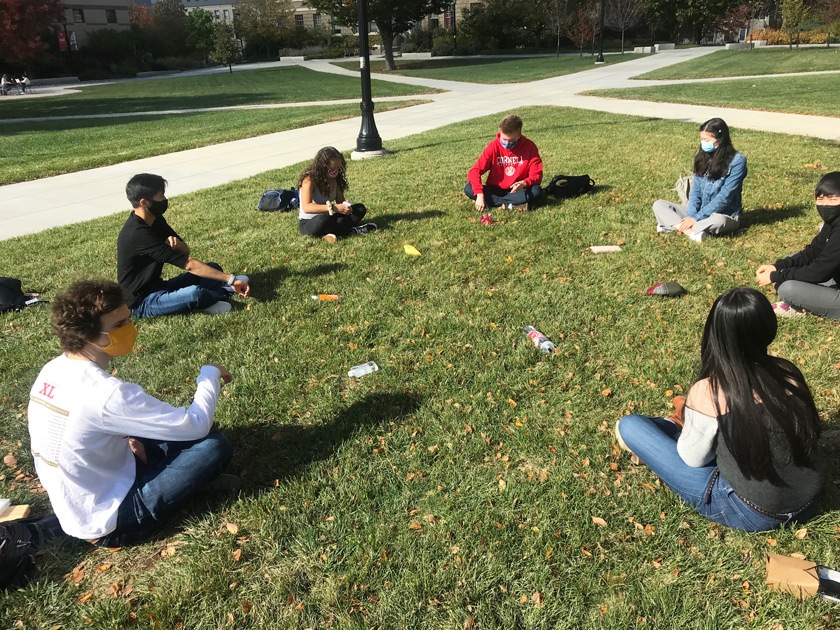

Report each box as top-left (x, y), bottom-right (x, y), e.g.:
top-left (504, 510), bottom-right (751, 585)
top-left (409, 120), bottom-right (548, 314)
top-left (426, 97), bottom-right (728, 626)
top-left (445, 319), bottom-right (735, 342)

top-left (463, 182), bottom-right (542, 207)
top-left (617, 414), bottom-right (816, 532)
top-left (95, 431), bottom-right (233, 547)
top-left (131, 262), bottom-right (230, 319)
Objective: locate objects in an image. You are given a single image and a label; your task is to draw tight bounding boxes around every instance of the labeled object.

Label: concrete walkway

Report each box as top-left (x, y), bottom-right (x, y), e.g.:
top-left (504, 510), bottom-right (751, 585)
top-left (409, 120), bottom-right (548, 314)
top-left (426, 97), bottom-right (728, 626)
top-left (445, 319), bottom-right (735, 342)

top-left (2, 47), bottom-right (839, 240)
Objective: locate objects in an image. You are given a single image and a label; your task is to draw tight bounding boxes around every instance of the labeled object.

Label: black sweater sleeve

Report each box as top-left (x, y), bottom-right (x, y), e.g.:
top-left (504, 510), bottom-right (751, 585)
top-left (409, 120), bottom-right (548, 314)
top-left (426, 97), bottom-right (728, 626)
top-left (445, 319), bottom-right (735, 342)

top-left (771, 224), bottom-right (840, 286)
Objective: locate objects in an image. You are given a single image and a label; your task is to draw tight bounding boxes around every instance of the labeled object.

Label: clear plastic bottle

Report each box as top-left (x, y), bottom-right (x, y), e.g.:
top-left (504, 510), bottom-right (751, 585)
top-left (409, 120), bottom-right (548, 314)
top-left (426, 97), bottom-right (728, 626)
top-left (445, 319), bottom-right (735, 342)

top-left (523, 326), bottom-right (555, 354)
top-left (348, 361), bottom-right (379, 378)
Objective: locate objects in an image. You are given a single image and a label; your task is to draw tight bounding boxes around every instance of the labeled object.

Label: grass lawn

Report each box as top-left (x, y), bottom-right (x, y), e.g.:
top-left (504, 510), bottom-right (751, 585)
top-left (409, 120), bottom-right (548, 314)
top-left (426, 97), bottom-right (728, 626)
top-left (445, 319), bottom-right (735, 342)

top-left (0, 101), bottom-right (425, 185)
top-left (589, 74), bottom-right (840, 117)
top-left (635, 47), bottom-right (840, 79)
top-left (332, 54), bottom-right (644, 83)
top-left (0, 66), bottom-right (439, 120)
top-left (2, 107), bottom-right (840, 628)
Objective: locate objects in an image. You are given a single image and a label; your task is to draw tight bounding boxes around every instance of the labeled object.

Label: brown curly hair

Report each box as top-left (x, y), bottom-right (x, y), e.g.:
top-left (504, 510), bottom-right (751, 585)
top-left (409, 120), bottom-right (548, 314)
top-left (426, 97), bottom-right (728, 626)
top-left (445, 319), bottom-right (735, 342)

top-left (51, 280), bottom-right (126, 353)
top-left (298, 146), bottom-right (348, 196)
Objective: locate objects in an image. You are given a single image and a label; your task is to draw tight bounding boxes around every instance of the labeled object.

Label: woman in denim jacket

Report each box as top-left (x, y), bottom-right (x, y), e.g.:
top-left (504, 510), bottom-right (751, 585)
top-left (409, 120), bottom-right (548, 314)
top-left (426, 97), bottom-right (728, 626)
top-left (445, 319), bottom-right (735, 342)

top-left (653, 118), bottom-right (747, 243)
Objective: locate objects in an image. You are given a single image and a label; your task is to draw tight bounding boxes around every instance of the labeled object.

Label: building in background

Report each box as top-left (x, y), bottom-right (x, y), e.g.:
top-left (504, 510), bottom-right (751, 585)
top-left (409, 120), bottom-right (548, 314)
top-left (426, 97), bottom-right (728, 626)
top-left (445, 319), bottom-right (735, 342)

top-left (60, 1), bottom-right (132, 47)
top-left (421, 0), bottom-right (482, 30)
top-left (180, 0), bottom-right (237, 24)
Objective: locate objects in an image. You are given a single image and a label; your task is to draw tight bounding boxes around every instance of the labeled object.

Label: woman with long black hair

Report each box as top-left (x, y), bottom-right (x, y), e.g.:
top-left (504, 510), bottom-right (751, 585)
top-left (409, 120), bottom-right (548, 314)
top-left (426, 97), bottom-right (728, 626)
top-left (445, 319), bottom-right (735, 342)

top-left (615, 287), bottom-right (822, 531)
top-left (653, 118), bottom-right (747, 242)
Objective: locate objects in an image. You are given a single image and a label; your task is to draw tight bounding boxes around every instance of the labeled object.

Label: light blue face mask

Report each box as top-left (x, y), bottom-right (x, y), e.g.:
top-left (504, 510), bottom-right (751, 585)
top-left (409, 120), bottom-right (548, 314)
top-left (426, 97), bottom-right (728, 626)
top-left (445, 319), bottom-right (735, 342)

top-left (700, 140), bottom-right (716, 153)
top-left (500, 138), bottom-right (518, 149)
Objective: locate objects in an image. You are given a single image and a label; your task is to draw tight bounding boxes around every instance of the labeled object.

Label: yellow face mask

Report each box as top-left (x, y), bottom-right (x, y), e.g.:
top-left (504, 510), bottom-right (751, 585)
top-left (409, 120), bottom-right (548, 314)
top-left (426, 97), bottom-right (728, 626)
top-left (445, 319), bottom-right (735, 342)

top-left (100, 322), bottom-right (138, 357)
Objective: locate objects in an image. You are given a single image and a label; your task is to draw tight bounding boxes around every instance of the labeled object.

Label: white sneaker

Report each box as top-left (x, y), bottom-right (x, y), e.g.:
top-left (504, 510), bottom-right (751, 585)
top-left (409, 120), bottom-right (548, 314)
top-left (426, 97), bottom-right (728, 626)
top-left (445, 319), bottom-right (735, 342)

top-left (200, 301), bottom-right (232, 315)
top-left (688, 231), bottom-right (707, 243)
top-left (772, 301), bottom-right (805, 318)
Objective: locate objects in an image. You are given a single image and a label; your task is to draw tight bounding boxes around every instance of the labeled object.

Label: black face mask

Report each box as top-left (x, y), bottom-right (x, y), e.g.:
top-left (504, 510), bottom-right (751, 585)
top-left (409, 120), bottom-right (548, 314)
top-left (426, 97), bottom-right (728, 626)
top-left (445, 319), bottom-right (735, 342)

top-left (817, 203), bottom-right (840, 225)
top-left (147, 198), bottom-right (168, 217)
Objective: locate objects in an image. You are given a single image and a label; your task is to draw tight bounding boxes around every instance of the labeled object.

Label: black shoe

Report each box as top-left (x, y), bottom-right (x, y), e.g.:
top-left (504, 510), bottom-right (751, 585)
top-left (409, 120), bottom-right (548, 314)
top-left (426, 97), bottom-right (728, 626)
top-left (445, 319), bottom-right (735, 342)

top-left (352, 223), bottom-right (378, 235)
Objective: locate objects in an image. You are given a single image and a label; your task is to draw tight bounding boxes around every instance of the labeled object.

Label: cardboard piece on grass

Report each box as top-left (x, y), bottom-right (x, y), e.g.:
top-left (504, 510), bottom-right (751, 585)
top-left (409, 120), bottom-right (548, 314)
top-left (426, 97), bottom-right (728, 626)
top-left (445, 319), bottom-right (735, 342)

top-left (0, 504), bottom-right (31, 523)
top-left (589, 245), bottom-right (622, 254)
top-left (647, 281), bottom-right (686, 297)
top-left (766, 553), bottom-right (840, 602)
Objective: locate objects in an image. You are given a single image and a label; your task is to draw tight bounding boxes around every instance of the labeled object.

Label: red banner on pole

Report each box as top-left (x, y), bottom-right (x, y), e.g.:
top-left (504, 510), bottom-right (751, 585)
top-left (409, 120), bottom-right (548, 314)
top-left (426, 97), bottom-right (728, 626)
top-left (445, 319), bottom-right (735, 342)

top-left (57, 28), bottom-right (67, 52)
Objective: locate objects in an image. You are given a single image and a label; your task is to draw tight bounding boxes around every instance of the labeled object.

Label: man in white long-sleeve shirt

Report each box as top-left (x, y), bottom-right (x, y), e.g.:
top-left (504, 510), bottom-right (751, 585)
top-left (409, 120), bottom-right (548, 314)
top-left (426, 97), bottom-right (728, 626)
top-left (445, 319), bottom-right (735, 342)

top-left (28, 280), bottom-right (237, 547)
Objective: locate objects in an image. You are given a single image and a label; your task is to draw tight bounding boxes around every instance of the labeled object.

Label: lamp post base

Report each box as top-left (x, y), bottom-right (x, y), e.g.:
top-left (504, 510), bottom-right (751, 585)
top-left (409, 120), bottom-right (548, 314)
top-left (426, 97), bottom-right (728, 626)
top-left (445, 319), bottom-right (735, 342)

top-left (351, 149), bottom-right (388, 161)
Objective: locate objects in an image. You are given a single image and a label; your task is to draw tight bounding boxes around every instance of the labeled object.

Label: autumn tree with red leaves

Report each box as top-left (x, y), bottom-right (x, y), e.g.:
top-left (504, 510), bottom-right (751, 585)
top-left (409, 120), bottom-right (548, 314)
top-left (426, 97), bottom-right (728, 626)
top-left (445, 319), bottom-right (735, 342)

top-left (567, 0), bottom-right (599, 58)
top-left (0, 0), bottom-right (66, 64)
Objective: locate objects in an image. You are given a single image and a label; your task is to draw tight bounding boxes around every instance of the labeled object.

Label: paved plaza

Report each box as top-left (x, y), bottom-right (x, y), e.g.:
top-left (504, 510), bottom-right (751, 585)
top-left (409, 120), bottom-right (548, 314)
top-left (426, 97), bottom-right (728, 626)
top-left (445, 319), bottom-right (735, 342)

top-left (1, 48), bottom-right (838, 240)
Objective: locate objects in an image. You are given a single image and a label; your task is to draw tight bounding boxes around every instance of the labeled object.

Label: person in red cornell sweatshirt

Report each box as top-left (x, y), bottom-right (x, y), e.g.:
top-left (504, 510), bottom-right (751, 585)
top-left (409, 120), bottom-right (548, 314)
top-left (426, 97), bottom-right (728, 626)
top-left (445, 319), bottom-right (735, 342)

top-left (464, 114), bottom-right (544, 212)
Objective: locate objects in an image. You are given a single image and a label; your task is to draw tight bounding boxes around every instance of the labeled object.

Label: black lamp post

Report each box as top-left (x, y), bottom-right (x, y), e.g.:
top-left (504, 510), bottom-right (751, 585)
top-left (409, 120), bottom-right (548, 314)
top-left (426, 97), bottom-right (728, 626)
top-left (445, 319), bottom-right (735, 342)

top-left (353, 0), bottom-right (384, 158)
top-left (595, 0), bottom-right (605, 63)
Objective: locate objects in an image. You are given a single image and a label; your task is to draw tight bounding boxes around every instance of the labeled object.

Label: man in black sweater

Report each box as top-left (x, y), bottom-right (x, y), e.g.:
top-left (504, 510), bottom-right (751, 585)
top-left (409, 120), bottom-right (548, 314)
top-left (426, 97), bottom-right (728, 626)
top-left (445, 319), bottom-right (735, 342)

top-left (117, 173), bottom-right (250, 318)
top-left (756, 171), bottom-right (840, 319)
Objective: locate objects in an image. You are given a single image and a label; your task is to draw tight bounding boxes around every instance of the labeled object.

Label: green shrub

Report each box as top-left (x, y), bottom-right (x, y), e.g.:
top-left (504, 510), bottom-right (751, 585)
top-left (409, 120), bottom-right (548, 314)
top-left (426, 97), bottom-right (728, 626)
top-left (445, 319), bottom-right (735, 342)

top-left (432, 33), bottom-right (456, 56)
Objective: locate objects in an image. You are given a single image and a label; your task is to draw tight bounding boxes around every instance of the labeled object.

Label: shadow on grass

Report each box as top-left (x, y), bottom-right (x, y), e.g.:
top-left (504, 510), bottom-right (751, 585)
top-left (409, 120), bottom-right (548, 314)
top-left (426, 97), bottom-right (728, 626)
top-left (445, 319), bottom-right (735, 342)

top-left (246, 263), bottom-right (347, 301)
top-left (0, 93), bottom-right (283, 120)
top-left (30, 391), bottom-right (423, 587)
top-left (818, 427), bottom-right (840, 513)
top-left (742, 204), bottom-right (809, 227)
top-left (230, 391), bottom-right (424, 487)
top-left (374, 210), bottom-right (445, 229)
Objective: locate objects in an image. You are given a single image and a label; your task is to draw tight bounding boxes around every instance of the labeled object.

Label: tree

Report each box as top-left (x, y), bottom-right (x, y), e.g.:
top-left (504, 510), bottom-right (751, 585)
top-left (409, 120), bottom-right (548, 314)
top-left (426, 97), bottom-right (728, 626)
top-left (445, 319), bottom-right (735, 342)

top-left (187, 8), bottom-right (216, 65)
top-left (567, 0), bottom-right (598, 57)
top-left (128, 0), bottom-right (154, 28)
top-left (237, 0), bottom-right (293, 60)
top-left (306, 0), bottom-right (450, 70)
top-left (715, 3), bottom-right (754, 42)
top-left (605, 0), bottom-right (643, 52)
top-left (674, 0), bottom-right (738, 44)
top-left (814, 0), bottom-right (840, 46)
top-left (211, 22), bottom-right (242, 72)
top-left (539, 0), bottom-right (573, 57)
top-left (781, 0), bottom-right (810, 47)
top-left (151, 0), bottom-right (189, 57)
top-left (641, 0), bottom-right (680, 49)
top-left (0, 0), bottom-right (65, 65)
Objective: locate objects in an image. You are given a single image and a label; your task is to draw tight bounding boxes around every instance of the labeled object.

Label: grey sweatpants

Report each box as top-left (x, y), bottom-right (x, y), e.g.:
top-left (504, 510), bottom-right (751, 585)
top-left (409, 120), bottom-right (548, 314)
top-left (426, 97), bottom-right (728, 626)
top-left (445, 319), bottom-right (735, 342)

top-left (653, 200), bottom-right (740, 237)
top-left (778, 280), bottom-right (840, 320)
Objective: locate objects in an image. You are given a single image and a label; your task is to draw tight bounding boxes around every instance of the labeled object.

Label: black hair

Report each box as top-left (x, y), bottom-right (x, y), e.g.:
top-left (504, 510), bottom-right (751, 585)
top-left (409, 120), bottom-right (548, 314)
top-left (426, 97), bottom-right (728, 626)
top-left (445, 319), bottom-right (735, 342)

top-left (51, 280), bottom-right (127, 353)
top-left (698, 287), bottom-right (820, 483)
top-left (815, 171), bottom-right (840, 198)
top-left (126, 173), bottom-right (167, 208)
top-left (693, 118), bottom-right (738, 181)
top-left (298, 147), bottom-right (348, 196)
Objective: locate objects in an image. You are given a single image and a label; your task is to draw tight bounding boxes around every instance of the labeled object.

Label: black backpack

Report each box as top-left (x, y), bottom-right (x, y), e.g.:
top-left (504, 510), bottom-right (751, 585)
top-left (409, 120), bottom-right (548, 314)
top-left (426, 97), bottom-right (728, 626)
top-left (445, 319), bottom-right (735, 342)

top-left (257, 188), bottom-right (299, 212)
top-left (545, 174), bottom-right (596, 198)
top-left (0, 521), bottom-right (37, 591)
top-left (0, 277), bottom-right (46, 313)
